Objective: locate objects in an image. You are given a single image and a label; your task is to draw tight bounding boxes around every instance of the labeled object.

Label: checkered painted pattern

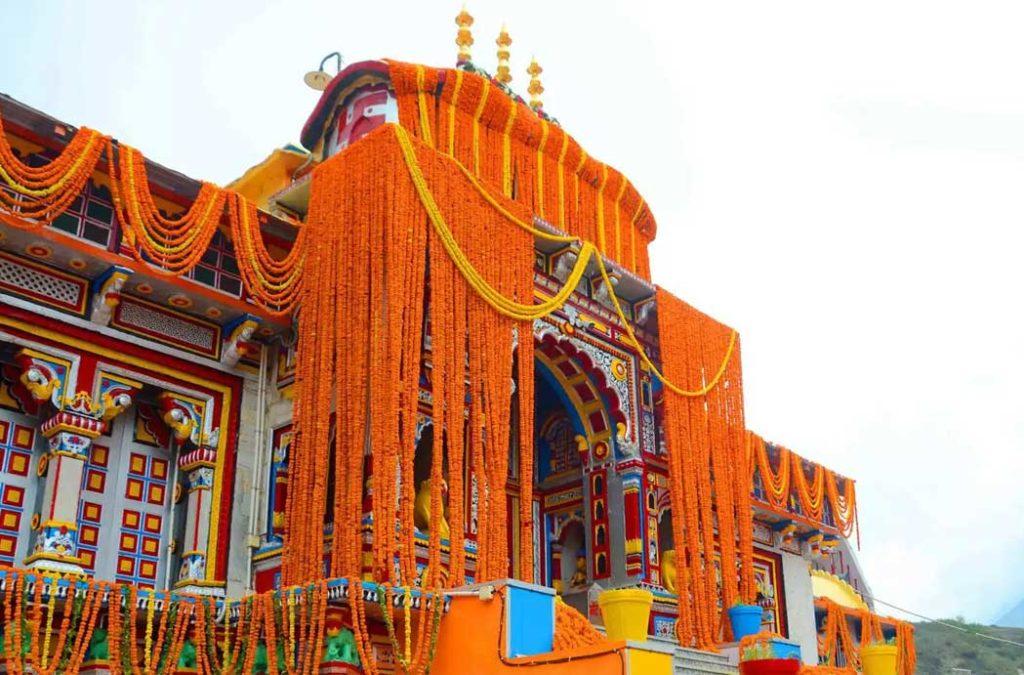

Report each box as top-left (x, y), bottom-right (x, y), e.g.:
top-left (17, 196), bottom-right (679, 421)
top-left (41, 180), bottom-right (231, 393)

top-left (74, 408), bottom-right (173, 588)
top-left (75, 442), bottom-right (111, 572)
top-left (0, 415), bottom-right (38, 566)
top-left (114, 450), bottom-right (169, 588)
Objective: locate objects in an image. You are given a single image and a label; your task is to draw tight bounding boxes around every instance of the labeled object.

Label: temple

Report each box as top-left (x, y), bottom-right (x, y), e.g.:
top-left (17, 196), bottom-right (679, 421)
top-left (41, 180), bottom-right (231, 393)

top-left (0, 11), bottom-right (915, 675)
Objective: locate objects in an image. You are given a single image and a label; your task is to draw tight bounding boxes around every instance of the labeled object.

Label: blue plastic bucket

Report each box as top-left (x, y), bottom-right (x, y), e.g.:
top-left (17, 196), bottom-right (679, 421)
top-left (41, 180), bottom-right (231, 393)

top-left (728, 604), bottom-right (764, 640)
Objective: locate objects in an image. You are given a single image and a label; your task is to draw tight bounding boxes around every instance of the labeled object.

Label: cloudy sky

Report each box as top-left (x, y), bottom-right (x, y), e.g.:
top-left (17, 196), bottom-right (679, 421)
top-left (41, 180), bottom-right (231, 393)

top-left (4, 1), bottom-right (1023, 623)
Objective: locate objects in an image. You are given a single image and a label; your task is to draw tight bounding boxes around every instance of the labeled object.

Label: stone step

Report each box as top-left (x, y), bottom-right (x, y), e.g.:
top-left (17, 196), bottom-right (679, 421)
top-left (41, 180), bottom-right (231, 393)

top-left (673, 646), bottom-right (739, 675)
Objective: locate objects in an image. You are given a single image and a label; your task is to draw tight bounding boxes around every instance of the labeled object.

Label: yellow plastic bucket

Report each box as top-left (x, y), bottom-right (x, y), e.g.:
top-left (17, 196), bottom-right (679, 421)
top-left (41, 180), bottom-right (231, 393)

top-left (860, 644), bottom-right (897, 675)
top-left (597, 588), bottom-right (653, 642)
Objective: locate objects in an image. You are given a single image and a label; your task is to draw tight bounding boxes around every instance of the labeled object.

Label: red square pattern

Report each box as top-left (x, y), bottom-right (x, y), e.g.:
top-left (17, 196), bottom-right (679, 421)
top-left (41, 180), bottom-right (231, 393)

top-left (11, 425), bottom-right (32, 449)
top-left (2, 485), bottom-right (24, 507)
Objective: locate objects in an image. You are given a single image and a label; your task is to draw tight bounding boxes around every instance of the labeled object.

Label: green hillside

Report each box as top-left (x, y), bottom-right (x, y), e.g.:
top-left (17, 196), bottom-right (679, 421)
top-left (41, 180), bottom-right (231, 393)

top-left (913, 619), bottom-right (1024, 674)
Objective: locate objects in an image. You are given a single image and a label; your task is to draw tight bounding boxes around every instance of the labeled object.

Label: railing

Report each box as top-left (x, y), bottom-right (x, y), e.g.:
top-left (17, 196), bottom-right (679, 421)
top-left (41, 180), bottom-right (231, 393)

top-left (0, 567), bottom-right (447, 673)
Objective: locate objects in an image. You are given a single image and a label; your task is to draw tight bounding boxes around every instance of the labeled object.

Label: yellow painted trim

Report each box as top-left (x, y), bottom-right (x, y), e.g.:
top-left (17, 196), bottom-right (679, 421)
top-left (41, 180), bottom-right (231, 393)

top-left (40, 519), bottom-right (78, 531)
top-left (0, 314), bottom-right (232, 584)
top-left (172, 578), bottom-right (225, 589)
top-left (50, 450), bottom-right (88, 459)
top-left (810, 568), bottom-right (869, 611)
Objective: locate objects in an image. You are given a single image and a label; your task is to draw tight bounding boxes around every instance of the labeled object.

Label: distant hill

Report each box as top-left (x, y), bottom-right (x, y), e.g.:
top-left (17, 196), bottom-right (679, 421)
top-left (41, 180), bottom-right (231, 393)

top-left (914, 619), bottom-right (1024, 674)
top-left (997, 600), bottom-right (1024, 628)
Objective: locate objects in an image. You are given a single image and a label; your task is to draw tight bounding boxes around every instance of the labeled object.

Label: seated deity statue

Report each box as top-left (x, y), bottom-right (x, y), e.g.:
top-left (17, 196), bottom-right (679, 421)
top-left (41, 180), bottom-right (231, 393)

top-left (413, 478), bottom-right (451, 540)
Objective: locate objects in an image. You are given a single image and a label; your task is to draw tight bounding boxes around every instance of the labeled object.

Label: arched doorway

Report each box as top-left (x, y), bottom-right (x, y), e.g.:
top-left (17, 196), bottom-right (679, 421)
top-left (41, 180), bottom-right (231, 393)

top-left (531, 336), bottom-right (622, 597)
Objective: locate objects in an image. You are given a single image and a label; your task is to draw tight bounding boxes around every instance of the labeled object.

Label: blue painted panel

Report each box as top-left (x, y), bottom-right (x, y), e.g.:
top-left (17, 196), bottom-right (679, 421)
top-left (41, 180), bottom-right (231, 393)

top-left (506, 584), bottom-right (555, 657)
top-left (770, 638), bottom-right (802, 661)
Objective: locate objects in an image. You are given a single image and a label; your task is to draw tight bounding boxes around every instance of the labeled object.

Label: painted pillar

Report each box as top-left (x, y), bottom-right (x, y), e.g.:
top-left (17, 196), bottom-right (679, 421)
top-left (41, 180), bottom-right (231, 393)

top-left (618, 461), bottom-right (645, 581)
top-left (175, 446), bottom-right (218, 594)
top-left (25, 411), bottom-right (104, 574)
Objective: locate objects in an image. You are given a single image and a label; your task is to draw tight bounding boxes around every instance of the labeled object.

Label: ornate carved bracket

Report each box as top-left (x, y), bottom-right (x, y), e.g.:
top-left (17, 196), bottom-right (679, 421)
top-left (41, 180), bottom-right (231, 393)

top-left (157, 391), bottom-right (216, 448)
top-left (14, 348), bottom-right (70, 408)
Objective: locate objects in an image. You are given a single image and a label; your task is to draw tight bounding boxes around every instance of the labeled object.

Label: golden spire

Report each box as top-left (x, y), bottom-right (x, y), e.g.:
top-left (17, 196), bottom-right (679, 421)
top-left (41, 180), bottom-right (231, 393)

top-left (527, 57), bottom-right (544, 111)
top-left (495, 24), bottom-right (512, 85)
top-left (455, 4), bottom-right (474, 65)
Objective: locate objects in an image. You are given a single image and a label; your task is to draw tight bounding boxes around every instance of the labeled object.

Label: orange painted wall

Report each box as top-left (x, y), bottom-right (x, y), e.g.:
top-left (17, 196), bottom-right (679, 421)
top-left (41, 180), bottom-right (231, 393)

top-left (431, 589), bottom-right (629, 675)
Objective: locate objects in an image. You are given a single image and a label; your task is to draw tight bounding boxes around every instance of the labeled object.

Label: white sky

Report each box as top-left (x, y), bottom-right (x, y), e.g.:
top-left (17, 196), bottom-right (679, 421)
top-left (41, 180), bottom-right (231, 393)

top-left (3, 0), bottom-right (1022, 624)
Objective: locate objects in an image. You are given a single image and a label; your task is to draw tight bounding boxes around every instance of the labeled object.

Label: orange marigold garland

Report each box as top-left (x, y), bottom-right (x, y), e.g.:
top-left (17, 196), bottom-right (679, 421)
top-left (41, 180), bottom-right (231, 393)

top-left (552, 597), bottom-right (604, 651)
top-left (227, 192), bottom-right (305, 316)
top-left (748, 433), bottom-right (857, 538)
top-left (749, 432), bottom-right (791, 509)
top-left (791, 453), bottom-right (826, 521)
top-left (0, 116), bottom-right (107, 231)
top-left (108, 144), bottom-right (227, 276)
top-left (387, 60), bottom-right (656, 280)
top-left (655, 289), bottom-right (753, 650)
top-left (815, 598), bottom-right (916, 675)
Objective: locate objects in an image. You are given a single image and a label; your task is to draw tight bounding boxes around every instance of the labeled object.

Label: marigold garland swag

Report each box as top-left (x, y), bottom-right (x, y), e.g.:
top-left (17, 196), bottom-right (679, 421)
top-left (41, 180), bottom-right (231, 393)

top-left (0, 569), bottom-right (402, 675)
top-left (0, 111), bottom-right (303, 316)
top-left (746, 432), bottom-right (858, 538)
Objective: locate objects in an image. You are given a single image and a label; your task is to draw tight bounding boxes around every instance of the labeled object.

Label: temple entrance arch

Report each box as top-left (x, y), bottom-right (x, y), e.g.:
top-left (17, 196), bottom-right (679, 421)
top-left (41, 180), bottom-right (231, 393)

top-left (532, 334), bottom-right (629, 596)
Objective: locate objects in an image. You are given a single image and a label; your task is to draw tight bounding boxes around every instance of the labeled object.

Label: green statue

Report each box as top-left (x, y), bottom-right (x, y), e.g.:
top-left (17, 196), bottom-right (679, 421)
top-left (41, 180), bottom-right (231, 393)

top-left (322, 627), bottom-right (360, 665)
top-left (86, 627), bottom-right (110, 662)
top-left (178, 639), bottom-right (197, 669)
top-left (0, 622), bottom-right (32, 658)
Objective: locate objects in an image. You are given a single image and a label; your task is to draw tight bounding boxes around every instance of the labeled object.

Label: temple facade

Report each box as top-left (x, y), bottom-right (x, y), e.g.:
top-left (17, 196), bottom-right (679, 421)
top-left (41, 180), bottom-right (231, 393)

top-left (0, 17), bottom-right (915, 675)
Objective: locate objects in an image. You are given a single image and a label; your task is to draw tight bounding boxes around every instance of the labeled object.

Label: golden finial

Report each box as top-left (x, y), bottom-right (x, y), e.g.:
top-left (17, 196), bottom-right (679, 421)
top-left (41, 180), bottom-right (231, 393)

top-left (496, 24), bottom-right (512, 85)
top-left (455, 5), bottom-right (474, 65)
top-left (527, 57), bottom-right (544, 111)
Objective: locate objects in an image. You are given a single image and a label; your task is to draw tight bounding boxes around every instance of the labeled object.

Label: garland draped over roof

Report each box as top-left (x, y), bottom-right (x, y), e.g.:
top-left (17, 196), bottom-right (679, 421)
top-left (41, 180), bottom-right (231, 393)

top-left (387, 60), bottom-right (657, 280)
top-left (280, 124), bottom-right (539, 672)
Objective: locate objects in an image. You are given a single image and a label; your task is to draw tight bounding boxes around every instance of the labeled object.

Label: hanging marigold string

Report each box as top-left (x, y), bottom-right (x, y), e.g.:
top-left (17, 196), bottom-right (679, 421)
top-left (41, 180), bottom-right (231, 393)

top-left (0, 111), bottom-right (304, 316)
top-left (227, 192), bottom-right (305, 316)
top-left (655, 289), bottom-right (754, 650)
top-left (108, 143), bottom-right (227, 275)
top-left (816, 598), bottom-right (916, 675)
